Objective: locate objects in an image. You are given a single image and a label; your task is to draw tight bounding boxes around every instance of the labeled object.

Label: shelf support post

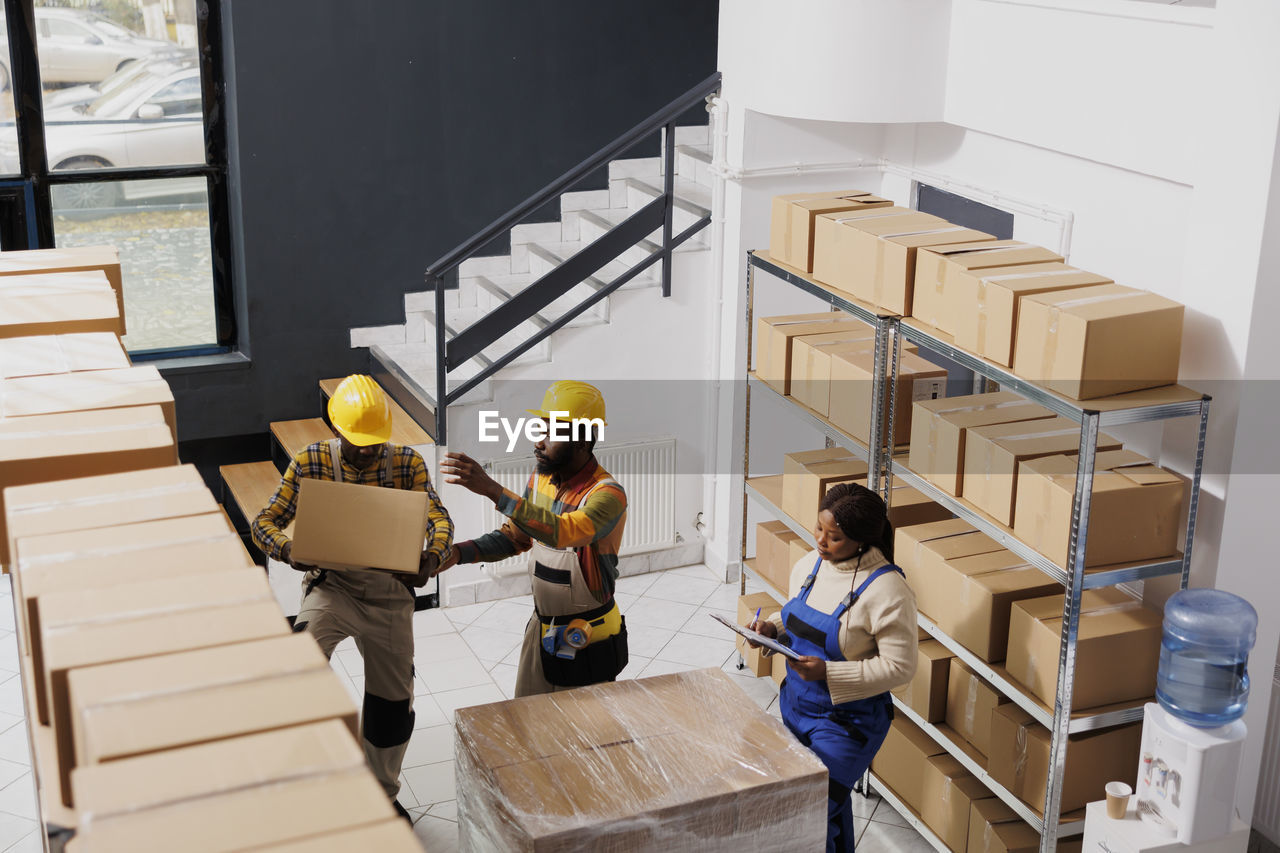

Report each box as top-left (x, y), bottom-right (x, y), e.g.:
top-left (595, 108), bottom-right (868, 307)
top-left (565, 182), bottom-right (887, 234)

top-left (1180, 396), bottom-right (1211, 589)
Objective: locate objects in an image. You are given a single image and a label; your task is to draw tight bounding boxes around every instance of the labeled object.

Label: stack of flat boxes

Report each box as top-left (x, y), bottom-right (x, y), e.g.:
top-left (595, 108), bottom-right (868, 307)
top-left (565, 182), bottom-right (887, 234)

top-left (0, 247), bottom-right (419, 852)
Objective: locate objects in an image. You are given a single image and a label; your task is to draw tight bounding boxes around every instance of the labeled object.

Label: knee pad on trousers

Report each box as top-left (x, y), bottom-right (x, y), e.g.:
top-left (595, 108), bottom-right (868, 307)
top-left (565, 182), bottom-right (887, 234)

top-left (363, 692), bottom-right (414, 749)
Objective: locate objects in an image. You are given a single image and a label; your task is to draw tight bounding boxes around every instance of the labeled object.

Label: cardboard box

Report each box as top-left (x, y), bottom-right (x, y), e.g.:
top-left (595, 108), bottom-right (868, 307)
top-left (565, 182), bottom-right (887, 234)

top-left (1013, 284), bottom-right (1185, 399)
top-left (1014, 450), bottom-right (1186, 569)
top-left (895, 518), bottom-right (1004, 621)
top-left (883, 478), bottom-right (953, 530)
top-left (892, 638), bottom-right (954, 723)
top-left (65, 767), bottom-right (395, 853)
top-left (945, 659), bottom-right (1011, 757)
top-left (811, 211), bottom-right (948, 303)
top-left (920, 754), bottom-right (992, 852)
top-left (291, 478), bottom-right (427, 573)
top-left (913, 241), bottom-right (1064, 334)
top-left (71, 718), bottom-right (363, 818)
top-left (250, 821), bottom-right (425, 853)
top-left (780, 449), bottom-right (869, 527)
top-left (69, 635), bottom-right (357, 775)
top-left (754, 520), bottom-right (800, 594)
top-left (770, 190), bottom-right (892, 271)
top-left (953, 263), bottom-right (1113, 366)
top-left (871, 716), bottom-right (946, 814)
top-left (0, 270), bottom-right (123, 338)
top-left (789, 328), bottom-right (877, 415)
top-left (0, 245), bottom-right (125, 332)
top-left (41, 594), bottom-right (287, 806)
top-left (1007, 588), bottom-right (1162, 710)
top-left (0, 332), bottom-right (129, 379)
top-left (968, 797), bottom-right (1043, 853)
top-left (737, 593), bottom-right (782, 677)
top-left (830, 347), bottom-right (947, 447)
top-left (4, 464), bottom-right (212, 573)
top-left (909, 391), bottom-right (1056, 497)
top-left (962, 416), bottom-right (1121, 526)
top-left (756, 313), bottom-right (872, 396)
top-left (454, 669), bottom-right (829, 852)
top-left (854, 224), bottom-right (997, 316)
top-left (989, 704), bottom-right (1142, 814)
top-left (0, 405), bottom-right (174, 568)
top-left (1080, 799), bottom-right (1250, 853)
top-left (0, 366), bottom-right (177, 444)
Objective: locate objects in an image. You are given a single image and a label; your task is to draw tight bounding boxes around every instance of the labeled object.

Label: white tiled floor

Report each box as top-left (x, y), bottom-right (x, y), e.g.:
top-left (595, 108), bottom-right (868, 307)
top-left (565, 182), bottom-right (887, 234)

top-left (0, 565), bottom-right (933, 852)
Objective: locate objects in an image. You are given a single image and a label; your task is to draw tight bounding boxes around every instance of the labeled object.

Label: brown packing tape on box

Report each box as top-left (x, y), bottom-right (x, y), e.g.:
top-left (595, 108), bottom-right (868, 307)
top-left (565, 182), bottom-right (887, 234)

top-left (829, 346), bottom-right (947, 447)
top-left (0, 332), bottom-right (129, 379)
top-left (1006, 588), bottom-right (1161, 710)
top-left (756, 313), bottom-right (873, 396)
top-left (944, 659), bottom-right (1010, 757)
top-left (65, 766), bottom-right (395, 853)
top-left (913, 241), bottom-right (1063, 334)
top-left (988, 703), bottom-right (1142, 814)
top-left (908, 391), bottom-right (1056, 497)
top-left (870, 716), bottom-right (946, 813)
top-left (891, 638), bottom-right (954, 723)
top-left (0, 404), bottom-right (175, 569)
top-left (1014, 449), bottom-right (1185, 569)
top-left (961, 416), bottom-right (1122, 527)
top-left (0, 366), bottom-right (178, 446)
top-left (968, 797), bottom-right (1042, 853)
top-left (0, 246), bottom-right (125, 333)
top-left (737, 593), bottom-right (782, 677)
top-left (0, 270), bottom-right (123, 338)
top-left (812, 211), bottom-right (945, 299)
top-left (955, 264), bottom-right (1113, 366)
top-left (920, 754), bottom-right (991, 853)
top-left (770, 190), bottom-right (892, 271)
top-left (1013, 283), bottom-right (1185, 399)
top-left (864, 226), bottom-right (996, 316)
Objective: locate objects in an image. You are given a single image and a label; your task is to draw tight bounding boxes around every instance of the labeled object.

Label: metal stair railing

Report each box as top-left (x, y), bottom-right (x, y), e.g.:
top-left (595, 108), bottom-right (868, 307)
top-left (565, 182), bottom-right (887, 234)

top-left (418, 71), bottom-right (721, 444)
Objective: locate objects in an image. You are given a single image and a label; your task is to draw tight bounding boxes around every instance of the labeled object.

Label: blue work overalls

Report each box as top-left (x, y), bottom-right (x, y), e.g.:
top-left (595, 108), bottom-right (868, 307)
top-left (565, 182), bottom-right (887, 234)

top-left (779, 558), bottom-right (901, 853)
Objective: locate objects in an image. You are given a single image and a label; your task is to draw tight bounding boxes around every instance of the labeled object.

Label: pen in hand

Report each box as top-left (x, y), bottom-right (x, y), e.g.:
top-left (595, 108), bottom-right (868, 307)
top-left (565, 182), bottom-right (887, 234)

top-left (752, 606), bottom-right (761, 631)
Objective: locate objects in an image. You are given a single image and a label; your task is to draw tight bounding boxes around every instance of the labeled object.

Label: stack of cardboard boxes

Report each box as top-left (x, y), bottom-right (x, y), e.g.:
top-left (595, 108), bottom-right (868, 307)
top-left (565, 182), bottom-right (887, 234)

top-left (0, 247), bottom-right (419, 851)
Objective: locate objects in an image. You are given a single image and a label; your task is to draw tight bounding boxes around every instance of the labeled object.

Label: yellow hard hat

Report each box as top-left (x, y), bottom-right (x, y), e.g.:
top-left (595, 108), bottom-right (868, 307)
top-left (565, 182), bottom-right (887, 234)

top-left (526, 380), bottom-right (607, 425)
top-left (327, 375), bottom-right (392, 446)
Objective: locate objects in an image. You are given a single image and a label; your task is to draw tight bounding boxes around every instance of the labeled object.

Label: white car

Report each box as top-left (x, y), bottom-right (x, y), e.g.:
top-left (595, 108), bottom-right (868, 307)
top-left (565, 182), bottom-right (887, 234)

top-left (0, 58), bottom-right (206, 208)
top-left (0, 7), bottom-right (176, 90)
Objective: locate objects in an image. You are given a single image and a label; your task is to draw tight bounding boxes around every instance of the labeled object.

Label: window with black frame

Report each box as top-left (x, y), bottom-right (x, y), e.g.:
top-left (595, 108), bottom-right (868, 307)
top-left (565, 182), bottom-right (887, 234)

top-left (0, 0), bottom-right (232, 357)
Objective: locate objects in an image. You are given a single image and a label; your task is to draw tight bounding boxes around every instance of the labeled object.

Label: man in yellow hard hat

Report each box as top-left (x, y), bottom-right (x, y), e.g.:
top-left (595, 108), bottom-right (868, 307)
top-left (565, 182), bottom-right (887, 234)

top-left (252, 374), bottom-right (453, 822)
top-left (438, 380), bottom-right (628, 696)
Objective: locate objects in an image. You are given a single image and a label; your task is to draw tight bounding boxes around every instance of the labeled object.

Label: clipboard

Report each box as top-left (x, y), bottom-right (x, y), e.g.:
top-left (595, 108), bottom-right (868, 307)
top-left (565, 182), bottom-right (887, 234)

top-left (710, 612), bottom-right (802, 661)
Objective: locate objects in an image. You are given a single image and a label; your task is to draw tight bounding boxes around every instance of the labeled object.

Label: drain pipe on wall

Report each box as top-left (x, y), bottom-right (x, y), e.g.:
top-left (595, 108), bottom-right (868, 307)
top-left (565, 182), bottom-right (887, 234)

top-left (698, 92), bottom-right (730, 547)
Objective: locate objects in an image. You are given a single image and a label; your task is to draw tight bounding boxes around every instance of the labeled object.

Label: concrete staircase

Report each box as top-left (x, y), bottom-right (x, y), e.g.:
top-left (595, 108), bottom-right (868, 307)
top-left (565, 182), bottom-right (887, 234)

top-left (349, 125), bottom-right (714, 416)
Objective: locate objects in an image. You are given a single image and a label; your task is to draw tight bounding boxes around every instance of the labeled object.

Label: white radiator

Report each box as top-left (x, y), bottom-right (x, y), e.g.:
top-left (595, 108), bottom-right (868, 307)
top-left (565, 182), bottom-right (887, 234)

top-left (1255, 658), bottom-right (1280, 842)
top-left (480, 437), bottom-right (677, 578)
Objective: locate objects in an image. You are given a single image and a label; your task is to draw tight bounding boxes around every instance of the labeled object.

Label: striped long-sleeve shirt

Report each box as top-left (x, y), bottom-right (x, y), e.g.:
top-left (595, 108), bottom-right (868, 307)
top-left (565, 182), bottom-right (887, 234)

top-left (454, 459), bottom-right (626, 599)
top-left (251, 442), bottom-right (453, 564)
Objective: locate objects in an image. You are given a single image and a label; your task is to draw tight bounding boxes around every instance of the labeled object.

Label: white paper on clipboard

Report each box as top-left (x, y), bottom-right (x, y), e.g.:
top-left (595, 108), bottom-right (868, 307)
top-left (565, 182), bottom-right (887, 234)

top-left (710, 612), bottom-right (802, 661)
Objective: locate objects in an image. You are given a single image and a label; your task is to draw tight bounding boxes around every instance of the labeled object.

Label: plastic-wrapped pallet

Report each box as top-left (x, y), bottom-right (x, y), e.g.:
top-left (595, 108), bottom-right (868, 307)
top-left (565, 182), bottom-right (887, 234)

top-left (455, 668), bottom-right (828, 852)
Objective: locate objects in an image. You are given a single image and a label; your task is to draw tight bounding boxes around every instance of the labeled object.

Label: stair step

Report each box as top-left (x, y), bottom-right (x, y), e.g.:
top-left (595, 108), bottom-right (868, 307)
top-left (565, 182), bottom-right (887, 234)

top-left (608, 157), bottom-right (662, 182)
top-left (675, 144), bottom-right (714, 188)
top-left (269, 418), bottom-right (334, 471)
top-left (220, 461), bottom-right (291, 538)
top-left (458, 255), bottom-right (511, 279)
top-left (319, 376), bottom-right (434, 447)
top-left (673, 124), bottom-right (709, 147)
top-left (560, 189), bottom-right (611, 214)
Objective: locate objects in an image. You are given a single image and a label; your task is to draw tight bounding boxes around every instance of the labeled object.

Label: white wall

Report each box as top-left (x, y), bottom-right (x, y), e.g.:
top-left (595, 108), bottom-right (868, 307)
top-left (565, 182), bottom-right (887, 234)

top-left (715, 0), bottom-right (1280, 823)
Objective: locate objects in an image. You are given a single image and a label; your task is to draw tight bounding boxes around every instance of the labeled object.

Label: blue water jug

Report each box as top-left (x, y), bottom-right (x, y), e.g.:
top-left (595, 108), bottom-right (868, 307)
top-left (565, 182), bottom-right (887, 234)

top-left (1156, 589), bottom-right (1257, 727)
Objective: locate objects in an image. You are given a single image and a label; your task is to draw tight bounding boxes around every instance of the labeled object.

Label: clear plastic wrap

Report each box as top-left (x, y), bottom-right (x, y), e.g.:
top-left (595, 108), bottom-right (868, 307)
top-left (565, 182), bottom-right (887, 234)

top-left (455, 667), bottom-right (828, 852)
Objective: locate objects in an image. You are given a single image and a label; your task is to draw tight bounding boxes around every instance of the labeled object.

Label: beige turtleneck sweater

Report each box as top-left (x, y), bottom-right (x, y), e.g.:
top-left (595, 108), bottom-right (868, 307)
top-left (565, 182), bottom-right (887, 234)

top-left (765, 546), bottom-right (918, 706)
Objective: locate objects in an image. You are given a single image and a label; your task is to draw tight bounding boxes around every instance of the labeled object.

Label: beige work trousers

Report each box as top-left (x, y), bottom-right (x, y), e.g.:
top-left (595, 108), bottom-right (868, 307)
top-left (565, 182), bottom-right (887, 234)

top-left (295, 568), bottom-right (415, 800)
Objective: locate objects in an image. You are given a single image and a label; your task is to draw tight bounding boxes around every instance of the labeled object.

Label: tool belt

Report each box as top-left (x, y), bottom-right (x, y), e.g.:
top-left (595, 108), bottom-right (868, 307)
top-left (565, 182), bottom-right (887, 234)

top-left (536, 599), bottom-right (628, 687)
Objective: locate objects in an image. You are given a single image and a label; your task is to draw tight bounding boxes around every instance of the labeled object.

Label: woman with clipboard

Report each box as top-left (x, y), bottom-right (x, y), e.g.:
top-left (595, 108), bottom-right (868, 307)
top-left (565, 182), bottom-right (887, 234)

top-left (747, 482), bottom-right (918, 853)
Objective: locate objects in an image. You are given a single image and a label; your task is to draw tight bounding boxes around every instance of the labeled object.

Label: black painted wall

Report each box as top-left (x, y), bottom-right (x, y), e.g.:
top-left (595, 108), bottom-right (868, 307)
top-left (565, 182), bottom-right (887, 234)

top-left (167, 0), bottom-right (719, 441)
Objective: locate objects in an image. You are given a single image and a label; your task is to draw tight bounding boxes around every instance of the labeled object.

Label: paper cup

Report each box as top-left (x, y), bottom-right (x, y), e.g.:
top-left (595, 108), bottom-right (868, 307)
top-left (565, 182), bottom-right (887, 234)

top-left (1105, 781), bottom-right (1133, 819)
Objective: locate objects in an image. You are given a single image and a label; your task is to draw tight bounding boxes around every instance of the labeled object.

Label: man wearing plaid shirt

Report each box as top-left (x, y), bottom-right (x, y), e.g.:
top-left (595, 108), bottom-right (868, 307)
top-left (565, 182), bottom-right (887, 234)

top-left (252, 375), bottom-right (452, 822)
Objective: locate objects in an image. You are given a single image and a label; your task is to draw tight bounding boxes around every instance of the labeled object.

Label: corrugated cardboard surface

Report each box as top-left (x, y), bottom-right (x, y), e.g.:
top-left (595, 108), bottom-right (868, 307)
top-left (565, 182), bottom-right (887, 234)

top-left (66, 767), bottom-right (394, 853)
top-left (810, 204), bottom-right (917, 284)
top-left (0, 405), bottom-right (175, 568)
top-left (736, 593), bottom-right (782, 677)
top-left (812, 211), bottom-right (946, 300)
top-left (968, 797), bottom-right (1042, 853)
top-left (870, 716), bottom-right (946, 814)
top-left (908, 391), bottom-right (1055, 497)
top-left (291, 478), bottom-right (427, 573)
top-left (858, 227), bottom-right (996, 316)
top-left (896, 518), bottom-right (1003, 622)
top-left (944, 659), bottom-right (1010, 757)
top-left (891, 638), bottom-right (954, 723)
top-left (250, 820), bottom-right (423, 852)
top-left (756, 313), bottom-right (871, 396)
top-left (0, 271), bottom-right (123, 338)
top-left (754, 520), bottom-right (798, 594)
top-left (989, 703), bottom-right (1143, 814)
top-left (0, 245), bottom-right (125, 332)
top-left (0, 332), bottom-right (128, 379)
top-left (455, 669), bottom-right (828, 852)
top-left (789, 329), bottom-right (877, 415)
top-left (1006, 588), bottom-right (1162, 710)
top-left (943, 550), bottom-right (1060, 662)
top-left (769, 190), bottom-right (891, 271)
top-left (962, 416), bottom-right (1121, 526)
top-left (920, 753), bottom-right (993, 852)
top-left (1013, 283), bottom-right (1185, 399)
top-left (953, 264), bottom-right (1112, 366)
top-left (913, 241), bottom-right (1063, 334)
top-left (1014, 449), bottom-right (1185, 569)
top-left (0, 366), bottom-right (177, 444)
top-left (828, 346), bottom-right (946, 447)
top-left (71, 718), bottom-right (361, 818)
top-left (780, 449), bottom-right (868, 527)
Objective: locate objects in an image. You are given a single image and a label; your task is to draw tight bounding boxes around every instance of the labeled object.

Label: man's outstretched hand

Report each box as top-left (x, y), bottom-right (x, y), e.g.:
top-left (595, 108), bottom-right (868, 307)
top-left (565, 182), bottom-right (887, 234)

top-left (441, 453), bottom-right (503, 503)
top-left (399, 551), bottom-right (441, 591)
top-left (280, 542), bottom-right (316, 572)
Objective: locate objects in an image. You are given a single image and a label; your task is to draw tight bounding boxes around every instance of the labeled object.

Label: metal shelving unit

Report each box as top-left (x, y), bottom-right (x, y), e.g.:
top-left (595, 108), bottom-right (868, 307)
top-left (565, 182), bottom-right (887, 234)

top-left (737, 249), bottom-right (1212, 852)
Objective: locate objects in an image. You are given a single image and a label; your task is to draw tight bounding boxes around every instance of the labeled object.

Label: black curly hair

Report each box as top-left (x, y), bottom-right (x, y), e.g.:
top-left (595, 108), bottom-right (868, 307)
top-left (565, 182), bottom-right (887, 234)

top-left (819, 482), bottom-right (894, 563)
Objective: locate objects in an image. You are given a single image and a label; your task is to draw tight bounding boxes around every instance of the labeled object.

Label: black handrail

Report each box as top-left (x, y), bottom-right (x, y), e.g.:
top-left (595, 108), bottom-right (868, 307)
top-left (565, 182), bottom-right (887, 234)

top-left (423, 71), bottom-right (721, 280)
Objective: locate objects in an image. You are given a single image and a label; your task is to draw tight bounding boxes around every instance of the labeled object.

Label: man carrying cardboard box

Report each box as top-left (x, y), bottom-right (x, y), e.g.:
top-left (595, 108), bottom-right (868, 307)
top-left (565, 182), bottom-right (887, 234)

top-left (437, 380), bottom-right (629, 697)
top-left (251, 374), bottom-right (453, 822)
